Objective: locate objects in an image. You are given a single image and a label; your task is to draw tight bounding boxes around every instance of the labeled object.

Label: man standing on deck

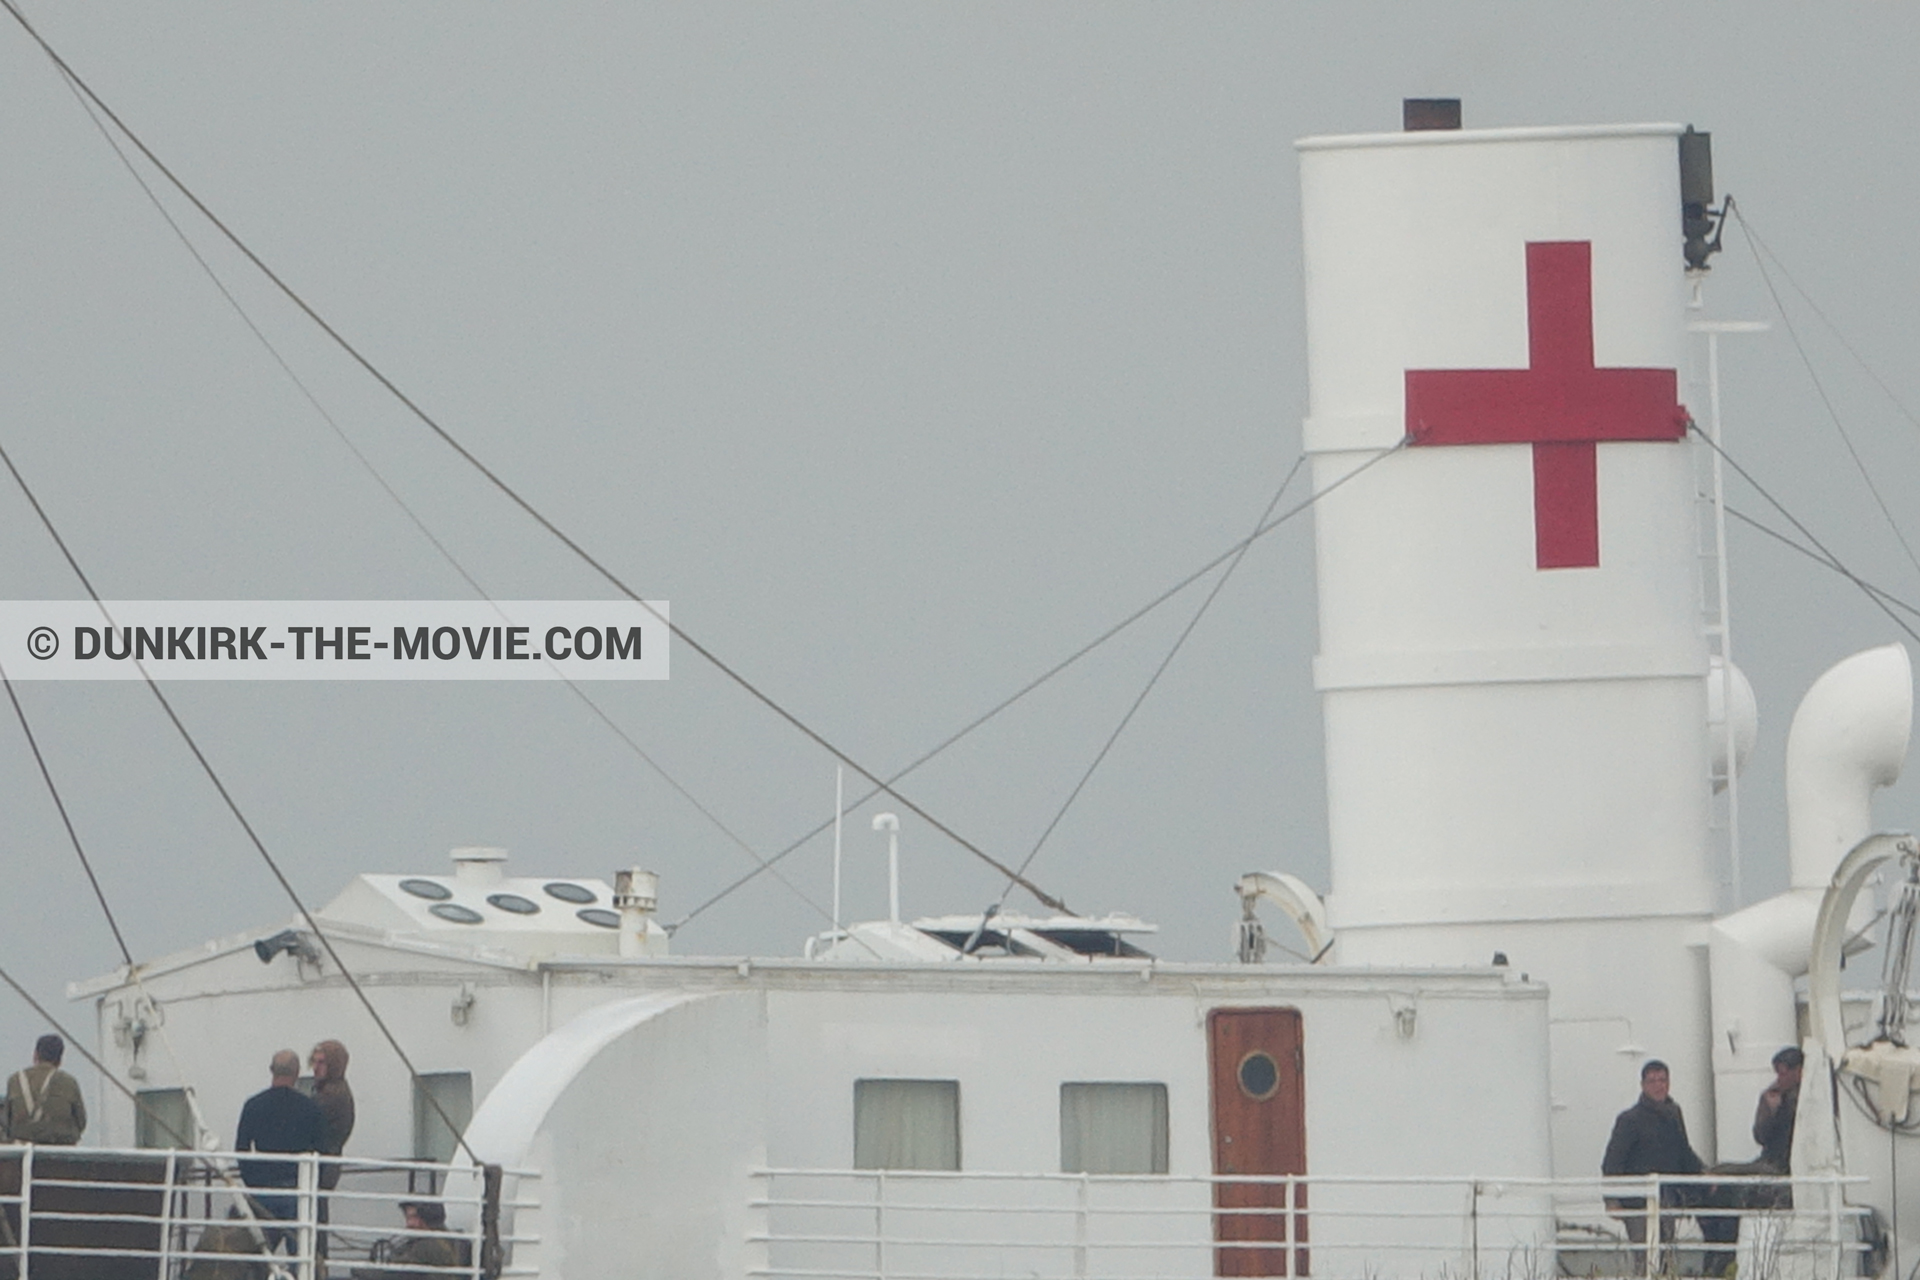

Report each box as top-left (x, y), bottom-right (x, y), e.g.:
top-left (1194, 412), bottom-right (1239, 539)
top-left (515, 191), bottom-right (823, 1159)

top-left (1753, 1046), bottom-right (1803, 1173)
top-left (1695, 1046), bottom-right (1805, 1276)
top-left (236, 1049), bottom-right (328, 1252)
top-left (310, 1039), bottom-right (356, 1260)
top-left (1603, 1060), bottom-right (1705, 1267)
top-left (2, 1034), bottom-right (86, 1144)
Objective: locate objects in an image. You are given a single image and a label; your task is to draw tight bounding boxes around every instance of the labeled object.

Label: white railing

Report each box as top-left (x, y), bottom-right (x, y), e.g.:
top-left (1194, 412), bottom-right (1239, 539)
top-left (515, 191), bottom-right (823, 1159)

top-left (751, 1168), bottom-right (1877, 1280)
top-left (0, 1144), bottom-right (542, 1279)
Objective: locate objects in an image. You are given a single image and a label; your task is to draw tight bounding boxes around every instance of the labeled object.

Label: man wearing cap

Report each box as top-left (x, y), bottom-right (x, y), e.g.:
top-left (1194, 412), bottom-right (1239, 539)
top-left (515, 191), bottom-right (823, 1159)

top-left (3, 1034), bottom-right (86, 1144)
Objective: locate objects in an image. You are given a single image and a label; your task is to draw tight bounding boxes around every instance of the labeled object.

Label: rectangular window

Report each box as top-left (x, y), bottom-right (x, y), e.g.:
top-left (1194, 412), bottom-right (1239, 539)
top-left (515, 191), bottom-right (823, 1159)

top-left (1060, 1081), bottom-right (1169, 1174)
top-left (853, 1079), bottom-right (960, 1170)
top-left (412, 1071), bottom-right (473, 1163)
top-left (135, 1087), bottom-right (193, 1150)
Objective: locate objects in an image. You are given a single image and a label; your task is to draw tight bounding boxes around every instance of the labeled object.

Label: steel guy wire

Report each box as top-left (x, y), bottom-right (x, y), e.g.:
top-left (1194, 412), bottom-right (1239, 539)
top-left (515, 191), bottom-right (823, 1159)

top-left (0, 0), bottom-right (1065, 912)
top-left (1694, 424), bottom-right (1920, 652)
top-left (45, 56), bottom-right (837, 933)
top-left (1729, 201), bottom-right (1920, 586)
top-left (669, 442), bottom-right (1384, 932)
top-left (996, 450), bottom-right (1317, 901)
top-left (0, 437), bottom-right (482, 1167)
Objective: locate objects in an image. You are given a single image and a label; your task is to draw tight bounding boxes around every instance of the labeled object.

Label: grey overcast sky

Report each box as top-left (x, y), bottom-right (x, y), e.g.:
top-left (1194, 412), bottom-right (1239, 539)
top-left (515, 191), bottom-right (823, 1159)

top-left (5, 3), bottom-right (1920, 1088)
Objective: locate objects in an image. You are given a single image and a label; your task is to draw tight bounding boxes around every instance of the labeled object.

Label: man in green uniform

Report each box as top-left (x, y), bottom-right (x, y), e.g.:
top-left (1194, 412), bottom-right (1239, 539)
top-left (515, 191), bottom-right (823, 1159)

top-left (3, 1034), bottom-right (86, 1144)
top-left (353, 1201), bottom-right (462, 1279)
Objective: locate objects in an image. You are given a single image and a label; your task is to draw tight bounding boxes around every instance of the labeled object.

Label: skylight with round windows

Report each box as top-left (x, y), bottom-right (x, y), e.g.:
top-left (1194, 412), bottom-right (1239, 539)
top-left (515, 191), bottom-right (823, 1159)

top-left (488, 893), bottom-right (540, 916)
top-left (577, 908), bottom-right (620, 929)
top-left (544, 882), bottom-right (597, 905)
top-left (399, 878), bottom-right (452, 901)
top-left (429, 903), bottom-right (484, 925)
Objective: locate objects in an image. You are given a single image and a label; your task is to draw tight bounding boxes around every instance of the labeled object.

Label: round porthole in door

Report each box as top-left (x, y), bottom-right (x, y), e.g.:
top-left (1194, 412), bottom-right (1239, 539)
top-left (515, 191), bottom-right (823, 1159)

top-left (1238, 1050), bottom-right (1280, 1100)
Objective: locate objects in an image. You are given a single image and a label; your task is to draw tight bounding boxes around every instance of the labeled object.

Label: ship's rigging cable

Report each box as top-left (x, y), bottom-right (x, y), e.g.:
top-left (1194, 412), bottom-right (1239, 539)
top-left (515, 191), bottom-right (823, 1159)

top-left (0, 0), bottom-right (1066, 915)
top-left (1731, 201), bottom-right (1920, 448)
top-left (1728, 202), bottom-right (1920, 586)
top-left (0, 440), bottom-right (482, 1166)
top-left (996, 449), bottom-right (1321, 899)
top-left (0, 668), bottom-right (134, 967)
top-left (1693, 426), bottom-right (1920, 652)
top-left (45, 57), bottom-right (842, 936)
top-left (1726, 506), bottom-right (1920, 625)
top-left (669, 440), bottom-right (1393, 932)
top-left (2, 657), bottom-right (286, 1146)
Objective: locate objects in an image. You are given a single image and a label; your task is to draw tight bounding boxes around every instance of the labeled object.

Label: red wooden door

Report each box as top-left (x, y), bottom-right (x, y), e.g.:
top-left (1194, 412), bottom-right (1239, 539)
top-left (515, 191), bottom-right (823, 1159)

top-left (1208, 1008), bottom-right (1307, 1277)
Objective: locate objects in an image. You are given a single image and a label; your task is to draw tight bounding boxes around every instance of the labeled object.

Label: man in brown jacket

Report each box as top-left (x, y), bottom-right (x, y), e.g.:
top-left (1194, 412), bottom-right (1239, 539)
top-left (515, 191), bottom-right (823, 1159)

top-left (309, 1040), bottom-right (355, 1180)
top-left (310, 1039), bottom-right (355, 1259)
top-left (3, 1034), bottom-right (85, 1144)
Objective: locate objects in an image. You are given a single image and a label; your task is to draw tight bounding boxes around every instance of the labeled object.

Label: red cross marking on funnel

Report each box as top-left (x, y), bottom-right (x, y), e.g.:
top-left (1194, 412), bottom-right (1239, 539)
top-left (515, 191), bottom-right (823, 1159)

top-left (1404, 241), bottom-right (1688, 570)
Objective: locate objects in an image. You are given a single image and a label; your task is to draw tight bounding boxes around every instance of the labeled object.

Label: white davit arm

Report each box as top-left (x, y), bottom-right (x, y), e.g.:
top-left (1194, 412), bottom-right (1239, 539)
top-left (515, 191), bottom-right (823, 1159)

top-left (1234, 871), bottom-right (1332, 964)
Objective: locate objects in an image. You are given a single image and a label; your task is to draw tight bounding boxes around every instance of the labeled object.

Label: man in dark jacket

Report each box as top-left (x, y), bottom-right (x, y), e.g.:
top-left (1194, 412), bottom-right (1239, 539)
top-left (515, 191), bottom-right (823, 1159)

top-left (1753, 1045), bottom-right (1802, 1173)
top-left (1603, 1060), bottom-right (1704, 1265)
top-left (1694, 1046), bottom-right (1805, 1276)
top-left (236, 1049), bottom-right (328, 1249)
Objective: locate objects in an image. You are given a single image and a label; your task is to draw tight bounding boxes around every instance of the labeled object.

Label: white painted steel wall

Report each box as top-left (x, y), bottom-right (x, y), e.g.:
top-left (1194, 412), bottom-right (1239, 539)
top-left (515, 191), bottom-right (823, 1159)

top-left (760, 973), bottom-right (1550, 1181)
top-left (462, 992), bottom-right (769, 1280)
top-left (80, 932), bottom-right (550, 1155)
top-left (1297, 124), bottom-right (1716, 1174)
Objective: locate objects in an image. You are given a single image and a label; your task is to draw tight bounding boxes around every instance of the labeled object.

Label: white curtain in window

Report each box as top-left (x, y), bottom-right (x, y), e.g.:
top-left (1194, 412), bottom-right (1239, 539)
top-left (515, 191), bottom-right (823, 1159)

top-left (1060, 1082), bottom-right (1168, 1174)
top-left (413, 1071), bottom-right (474, 1163)
top-left (853, 1079), bottom-right (960, 1170)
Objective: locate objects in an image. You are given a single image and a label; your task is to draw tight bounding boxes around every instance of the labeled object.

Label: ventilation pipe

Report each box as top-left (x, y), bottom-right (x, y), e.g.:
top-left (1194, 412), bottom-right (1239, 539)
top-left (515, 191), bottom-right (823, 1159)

top-left (451, 846), bottom-right (509, 889)
top-left (1708, 645), bottom-right (1912, 1156)
top-left (1708, 656), bottom-right (1759, 794)
top-left (614, 868), bottom-right (666, 958)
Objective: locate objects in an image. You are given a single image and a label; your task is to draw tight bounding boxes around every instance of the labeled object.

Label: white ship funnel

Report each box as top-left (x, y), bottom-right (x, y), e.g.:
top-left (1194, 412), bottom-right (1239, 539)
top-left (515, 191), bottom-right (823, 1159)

top-left (1299, 110), bottom-right (1715, 1172)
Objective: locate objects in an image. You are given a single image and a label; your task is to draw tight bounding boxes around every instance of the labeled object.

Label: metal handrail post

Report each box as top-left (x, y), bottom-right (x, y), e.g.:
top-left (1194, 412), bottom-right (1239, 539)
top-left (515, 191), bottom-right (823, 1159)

top-left (481, 1162), bottom-right (506, 1280)
top-left (1073, 1172), bottom-right (1089, 1279)
top-left (875, 1169), bottom-right (887, 1280)
top-left (295, 1151), bottom-right (316, 1280)
top-left (1644, 1176), bottom-right (1658, 1278)
top-left (158, 1149), bottom-right (179, 1277)
top-left (18, 1144), bottom-right (32, 1280)
top-left (1828, 1175), bottom-right (1842, 1280)
top-left (1284, 1173), bottom-right (1296, 1280)
top-left (1469, 1178), bottom-right (1481, 1280)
